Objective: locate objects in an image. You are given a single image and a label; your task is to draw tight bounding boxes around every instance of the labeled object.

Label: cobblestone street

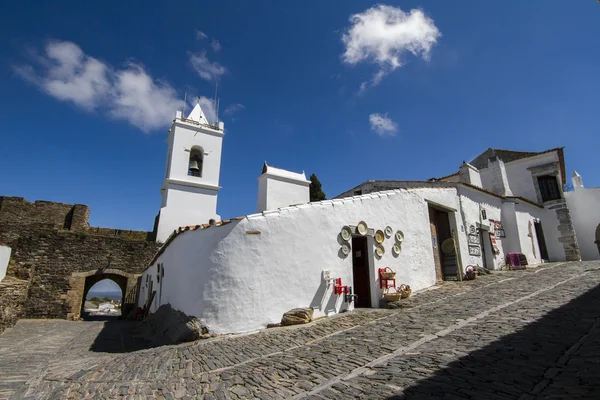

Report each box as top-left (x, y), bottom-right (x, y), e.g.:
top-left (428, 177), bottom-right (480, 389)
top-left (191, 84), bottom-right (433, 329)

top-left (1, 261), bottom-right (600, 399)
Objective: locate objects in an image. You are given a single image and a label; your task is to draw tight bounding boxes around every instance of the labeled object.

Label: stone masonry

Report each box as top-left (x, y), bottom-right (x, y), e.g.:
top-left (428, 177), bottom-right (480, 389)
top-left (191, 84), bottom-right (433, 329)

top-left (547, 199), bottom-right (581, 261)
top-left (0, 196), bottom-right (161, 332)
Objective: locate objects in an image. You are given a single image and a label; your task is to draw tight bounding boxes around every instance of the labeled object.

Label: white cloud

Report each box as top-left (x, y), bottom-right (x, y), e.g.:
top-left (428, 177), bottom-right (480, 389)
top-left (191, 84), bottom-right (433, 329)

top-left (369, 113), bottom-right (398, 136)
top-left (223, 103), bottom-right (244, 116)
top-left (110, 64), bottom-right (185, 132)
top-left (14, 40), bottom-right (186, 132)
top-left (342, 5), bottom-right (441, 90)
top-left (189, 51), bottom-right (226, 81)
top-left (195, 30), bottom-right (208, 40)
top-left (14, 41), bottom-right (111, 110)
top-left (211, 39), bottom-right (222, 52)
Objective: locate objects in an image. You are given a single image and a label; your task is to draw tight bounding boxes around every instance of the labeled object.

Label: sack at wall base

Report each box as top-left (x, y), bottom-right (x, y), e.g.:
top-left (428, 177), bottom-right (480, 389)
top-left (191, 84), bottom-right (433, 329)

top-left (281, 307), bottom-right (314, 326)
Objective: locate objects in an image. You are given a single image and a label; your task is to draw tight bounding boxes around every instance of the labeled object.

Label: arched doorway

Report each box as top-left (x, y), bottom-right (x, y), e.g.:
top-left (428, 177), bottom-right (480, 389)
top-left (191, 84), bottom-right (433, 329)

top-left (82, 278), bottom-right (125, 319)
top-left (66, 269), bottom-right (140, 321)
top-left (80, 274), bottom-right (127, 320)
top-left (595, 224), bottom-right (600, 255)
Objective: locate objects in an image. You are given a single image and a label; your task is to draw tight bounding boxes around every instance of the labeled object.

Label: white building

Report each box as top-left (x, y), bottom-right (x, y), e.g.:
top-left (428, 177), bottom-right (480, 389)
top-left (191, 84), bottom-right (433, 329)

top-left (141, 104), bottom-right (589, 335)
top-left (257, 163), bottom-right (310, 212)
top-left (565, 171), bottom-right (600, 260)
top-left (155, 103), bottom-right (225, 243)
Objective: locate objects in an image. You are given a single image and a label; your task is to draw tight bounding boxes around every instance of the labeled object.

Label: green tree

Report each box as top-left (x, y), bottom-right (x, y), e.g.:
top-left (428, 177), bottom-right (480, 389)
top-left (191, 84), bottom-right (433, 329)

top-left (90, 296), bottom-right (100, 303)
top-left (309, 173), bottom-right (327, 202)
top-left (103, 296), bottom-right (112, 302)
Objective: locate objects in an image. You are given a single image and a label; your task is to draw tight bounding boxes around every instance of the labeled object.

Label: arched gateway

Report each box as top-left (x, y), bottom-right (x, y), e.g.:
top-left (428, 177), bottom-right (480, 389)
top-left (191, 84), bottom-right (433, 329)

top-left (66, 269), bottom-right (141, 320)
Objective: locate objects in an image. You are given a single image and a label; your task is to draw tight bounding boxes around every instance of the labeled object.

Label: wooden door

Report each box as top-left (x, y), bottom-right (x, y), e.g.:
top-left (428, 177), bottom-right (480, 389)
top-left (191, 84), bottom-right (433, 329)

top-left (352, 236), bottom-right (372, 308)
top-left (429, 207), bottom-right (444, 281)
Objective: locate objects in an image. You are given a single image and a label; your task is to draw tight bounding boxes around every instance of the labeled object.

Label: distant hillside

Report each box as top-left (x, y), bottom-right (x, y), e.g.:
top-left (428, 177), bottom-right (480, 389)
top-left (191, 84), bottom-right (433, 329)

top-left (86, 291), bottom-right (122, 301)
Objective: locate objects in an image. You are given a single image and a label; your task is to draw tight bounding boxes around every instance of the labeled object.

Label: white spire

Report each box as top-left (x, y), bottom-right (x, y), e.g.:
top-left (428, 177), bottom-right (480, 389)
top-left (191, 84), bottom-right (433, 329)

top-left (572, 170), bottom-right (584, 189)
top-left (187, 102), bottom-right (209, 124)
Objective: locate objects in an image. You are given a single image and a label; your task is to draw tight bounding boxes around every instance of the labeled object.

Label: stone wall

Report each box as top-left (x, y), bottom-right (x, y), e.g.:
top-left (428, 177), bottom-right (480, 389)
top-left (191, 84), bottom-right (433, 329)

top-left (0, 276), bottom-right (28, 333)
top-left (0, 197), bottom-right (161, 331)
top-left (546, 199), bottom-right (581, 261)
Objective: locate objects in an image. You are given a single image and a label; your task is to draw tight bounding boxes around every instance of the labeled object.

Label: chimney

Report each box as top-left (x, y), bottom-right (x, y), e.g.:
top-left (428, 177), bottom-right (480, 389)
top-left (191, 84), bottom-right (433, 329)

top-left (488, 156), bottom-right (513, 196)
top-left (257, 163), bottom-right (310, 212)
top-left (459, 162), bottom-right (482, 188)
top-left (572, 171), bottom-right (584, 190)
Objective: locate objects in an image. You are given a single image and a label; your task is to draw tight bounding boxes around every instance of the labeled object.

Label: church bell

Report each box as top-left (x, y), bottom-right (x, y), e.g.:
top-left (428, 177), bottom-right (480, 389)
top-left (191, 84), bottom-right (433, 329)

top-left (189, 160), bottom-right (201, 173)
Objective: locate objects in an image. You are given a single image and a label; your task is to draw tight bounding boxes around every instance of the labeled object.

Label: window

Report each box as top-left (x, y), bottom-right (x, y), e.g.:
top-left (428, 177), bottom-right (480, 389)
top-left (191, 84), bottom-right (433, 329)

top-left (537, 175), bottom-right (561, 202)
top-left (188, 146), bottom-right (204, 177)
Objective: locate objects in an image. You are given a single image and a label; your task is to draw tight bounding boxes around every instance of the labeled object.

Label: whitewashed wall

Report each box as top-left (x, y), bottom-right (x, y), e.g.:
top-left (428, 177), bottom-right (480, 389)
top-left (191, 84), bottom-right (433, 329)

top-left (478, 152), bottom-right (560, 202)
top-left (456, 186), bottom-right (506, 270)
top-left (0, 245), bottom-right (11, 282)
top-left (515, 210), bottom-right (542, 265)
top-left (166, 120), bottom-right (224, 188)
top-left (140, 183), bottom-right (566, 335)
top-left (143, 188), bottom-right (465, 334)
top-left (565, 187), bottom-right (600, 260)
top-left (156, 114), bottom-right (224, 243)
top-left (257, 176), bottom-right (310, 212)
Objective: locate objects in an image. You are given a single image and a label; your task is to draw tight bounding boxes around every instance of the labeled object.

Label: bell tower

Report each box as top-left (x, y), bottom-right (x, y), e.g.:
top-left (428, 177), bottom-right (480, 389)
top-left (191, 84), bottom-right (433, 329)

top-left (155, 102), bottom-right (224, 242)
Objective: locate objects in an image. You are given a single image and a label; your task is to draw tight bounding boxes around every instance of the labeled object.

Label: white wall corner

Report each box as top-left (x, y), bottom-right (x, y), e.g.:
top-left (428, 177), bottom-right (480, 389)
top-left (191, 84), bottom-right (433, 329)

top-left (459, 162), bottom-right (483, 188)
top-left (488, 157), bottom-right (513, 196)
top-left (0, 245), bottom-right (11, 282)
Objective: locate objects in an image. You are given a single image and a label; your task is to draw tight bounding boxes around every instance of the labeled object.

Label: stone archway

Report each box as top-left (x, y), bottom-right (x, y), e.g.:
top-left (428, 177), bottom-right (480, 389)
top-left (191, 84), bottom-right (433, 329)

top-left (66, 269), bottom-right (140, 320)
top-left (81, 274), bottom-right (127, 318)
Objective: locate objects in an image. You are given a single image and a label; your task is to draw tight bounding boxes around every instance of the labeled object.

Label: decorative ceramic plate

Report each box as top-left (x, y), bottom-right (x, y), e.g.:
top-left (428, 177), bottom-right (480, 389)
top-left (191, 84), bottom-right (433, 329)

top-left (384, 226), bottom-right (393, 238)
top-left (357, 221), bottom-right (368, 236)
top-left (341, 244), bottom-right (351, 255)
top-left (340, 226), bottom-right (352, 241)
top-left (375, 230), bottom-right (385, 243)
top-left (395, 230), bottom-right (404, 243)
top-left (375, 244), bottom-right (385, 257)
top-left (392, 243), bottom-right (401, 255)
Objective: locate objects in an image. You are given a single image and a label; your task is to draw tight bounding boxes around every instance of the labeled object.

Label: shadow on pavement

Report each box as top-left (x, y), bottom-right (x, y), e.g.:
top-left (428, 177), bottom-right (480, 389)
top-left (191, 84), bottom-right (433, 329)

top-left (89, 320), bottom-right (157, 353)
top-left (387, 282), bottom-right (600, 399)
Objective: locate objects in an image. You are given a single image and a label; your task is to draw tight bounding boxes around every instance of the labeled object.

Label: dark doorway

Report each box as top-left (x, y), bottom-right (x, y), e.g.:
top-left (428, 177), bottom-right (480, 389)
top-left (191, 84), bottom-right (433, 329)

top-left (479, 228), bottom-right (495, 270)
top-left (351, 236), bottom-right (372, 308)
top-left (534, 221), bottom-right (549, 261)
top-left (428, 206), bottom-right (456, 280)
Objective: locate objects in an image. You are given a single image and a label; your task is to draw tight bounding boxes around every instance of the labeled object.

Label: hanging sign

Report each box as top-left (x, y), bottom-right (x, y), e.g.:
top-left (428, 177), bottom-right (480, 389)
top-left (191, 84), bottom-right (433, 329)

top-left (490, 220), bottom-right (506, 238)
top-left (489, 232), bottom-right (500, 255)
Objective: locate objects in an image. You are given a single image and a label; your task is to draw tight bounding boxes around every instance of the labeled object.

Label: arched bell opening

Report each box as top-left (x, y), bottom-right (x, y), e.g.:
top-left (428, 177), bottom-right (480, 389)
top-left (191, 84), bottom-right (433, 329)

top-left (188, 146), bottom-right (204, 177)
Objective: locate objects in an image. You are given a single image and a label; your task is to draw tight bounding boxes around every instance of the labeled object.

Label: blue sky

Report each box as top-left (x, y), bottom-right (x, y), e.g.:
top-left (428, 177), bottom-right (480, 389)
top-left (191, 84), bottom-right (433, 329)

top-left (1, 1), bottom-right (599, 231)
top-left (88, 279), bottom-right (121, 295)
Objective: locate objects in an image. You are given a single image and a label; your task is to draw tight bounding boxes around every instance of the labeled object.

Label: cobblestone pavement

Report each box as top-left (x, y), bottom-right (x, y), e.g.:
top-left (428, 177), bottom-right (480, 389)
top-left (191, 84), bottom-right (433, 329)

top-left (1, 261), bottom-right (600, 399)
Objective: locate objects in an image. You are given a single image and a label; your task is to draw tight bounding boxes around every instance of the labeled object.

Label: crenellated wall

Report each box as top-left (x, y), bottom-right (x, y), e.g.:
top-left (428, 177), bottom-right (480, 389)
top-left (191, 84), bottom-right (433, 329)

top-left (0, 197), bottom-right (160, 332)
